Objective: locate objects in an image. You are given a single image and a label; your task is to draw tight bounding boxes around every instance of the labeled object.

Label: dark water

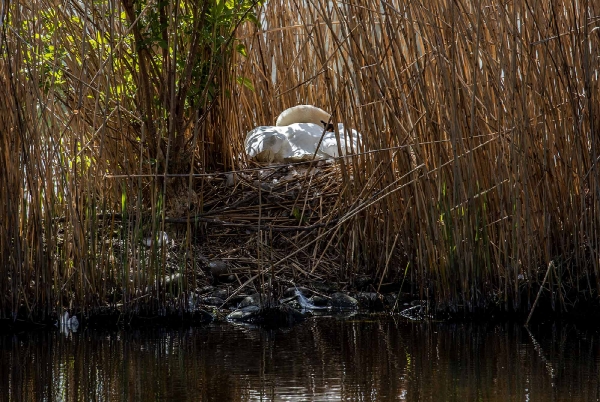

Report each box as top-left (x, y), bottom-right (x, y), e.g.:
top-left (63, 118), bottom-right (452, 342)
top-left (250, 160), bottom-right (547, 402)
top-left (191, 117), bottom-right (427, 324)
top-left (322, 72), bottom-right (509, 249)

top-left (1, 315), bottom-right (599, 401)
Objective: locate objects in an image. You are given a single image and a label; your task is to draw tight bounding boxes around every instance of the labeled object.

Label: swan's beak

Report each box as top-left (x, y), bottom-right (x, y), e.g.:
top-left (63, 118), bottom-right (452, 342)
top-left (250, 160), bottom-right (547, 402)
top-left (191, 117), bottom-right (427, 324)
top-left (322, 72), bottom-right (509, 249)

top-left (320, 120), bottom-right (334, 132)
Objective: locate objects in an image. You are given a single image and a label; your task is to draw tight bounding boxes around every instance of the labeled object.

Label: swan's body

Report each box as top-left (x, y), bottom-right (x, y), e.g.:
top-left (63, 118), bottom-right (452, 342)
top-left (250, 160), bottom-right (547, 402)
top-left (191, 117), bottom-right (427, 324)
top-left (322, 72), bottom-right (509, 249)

top-left (319, 124), bottom-right (361, 157)
top-left (246, 105), bottom-right (362, 163)
top-left (245, 123), bottom-right (325, 162)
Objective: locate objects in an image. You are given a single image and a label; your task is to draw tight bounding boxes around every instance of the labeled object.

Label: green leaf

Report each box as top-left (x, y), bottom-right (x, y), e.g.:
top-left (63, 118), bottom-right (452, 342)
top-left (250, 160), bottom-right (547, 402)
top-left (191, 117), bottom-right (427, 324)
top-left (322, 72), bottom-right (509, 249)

top-left (121, 187), bottom-right (127, 213)
top-left (236, 76), bottom-right (254, 91)
top-left (246, 13), bottom-right (261, 27)
top-left (291, 207), bottom-right (308, 224)
top-left (156, 39), bottom-right (168, 50)
top-left (236, 43), bottom-right (247, 57)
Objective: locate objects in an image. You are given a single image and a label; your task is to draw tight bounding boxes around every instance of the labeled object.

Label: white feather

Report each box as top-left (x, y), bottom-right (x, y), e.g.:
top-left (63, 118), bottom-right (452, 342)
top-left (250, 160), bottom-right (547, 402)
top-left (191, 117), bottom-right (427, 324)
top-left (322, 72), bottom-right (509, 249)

top-left (318, 124), bottom-right (362, 158)
top-left (245, 126), bottom-right (293, 162)
top-left (246, 105), bottom-right (362, 163)
top-left (275, 105), bottom-right (330, 126)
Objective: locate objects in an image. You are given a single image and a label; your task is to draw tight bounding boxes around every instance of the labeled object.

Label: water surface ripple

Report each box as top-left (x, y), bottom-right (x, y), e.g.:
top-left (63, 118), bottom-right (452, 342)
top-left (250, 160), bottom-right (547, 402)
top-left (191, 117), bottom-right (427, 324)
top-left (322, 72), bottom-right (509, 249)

top-left (1, 316), bottom-right (599, 401)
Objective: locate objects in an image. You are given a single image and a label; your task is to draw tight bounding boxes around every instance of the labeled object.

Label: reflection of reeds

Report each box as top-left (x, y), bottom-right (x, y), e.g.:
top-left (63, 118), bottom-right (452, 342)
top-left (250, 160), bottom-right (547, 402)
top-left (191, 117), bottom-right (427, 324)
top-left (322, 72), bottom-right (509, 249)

top-left (1, 321), bottom-right (598, 400)
top-left (0, 0), bottom-right (599, 318)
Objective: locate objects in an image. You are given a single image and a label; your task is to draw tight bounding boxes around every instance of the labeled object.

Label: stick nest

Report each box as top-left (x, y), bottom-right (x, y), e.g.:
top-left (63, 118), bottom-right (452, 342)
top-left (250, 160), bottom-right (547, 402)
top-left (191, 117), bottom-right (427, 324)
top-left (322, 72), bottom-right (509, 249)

top-left (162, 159), bottom-right (356, 289)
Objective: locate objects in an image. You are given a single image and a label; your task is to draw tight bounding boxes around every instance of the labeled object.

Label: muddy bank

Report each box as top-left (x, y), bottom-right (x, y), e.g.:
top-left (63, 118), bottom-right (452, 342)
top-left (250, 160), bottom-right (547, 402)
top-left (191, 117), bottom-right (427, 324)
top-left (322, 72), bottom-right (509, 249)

top-left (3, 273), bottom-right (600, 333)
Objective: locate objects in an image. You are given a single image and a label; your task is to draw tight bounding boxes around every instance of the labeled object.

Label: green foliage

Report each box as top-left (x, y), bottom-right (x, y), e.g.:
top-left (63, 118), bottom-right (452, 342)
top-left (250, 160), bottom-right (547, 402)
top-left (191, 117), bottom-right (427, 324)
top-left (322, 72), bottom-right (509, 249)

top-left (291, 207), bottom-right (309, 224)
top-left (236, 76), bottom-right (254, 91)
top-left (24, 0), bottom-right (261, 120)
top-left (131, 0), bottom-right (262, 109)
top-left (20, 9), bottom-right (68, 92)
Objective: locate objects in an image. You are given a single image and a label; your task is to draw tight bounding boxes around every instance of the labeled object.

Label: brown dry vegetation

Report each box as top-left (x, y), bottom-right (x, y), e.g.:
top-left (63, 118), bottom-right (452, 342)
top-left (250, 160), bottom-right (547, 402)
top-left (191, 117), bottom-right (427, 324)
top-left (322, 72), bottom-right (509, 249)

top-left (0, 0), bottom-right (599, 320)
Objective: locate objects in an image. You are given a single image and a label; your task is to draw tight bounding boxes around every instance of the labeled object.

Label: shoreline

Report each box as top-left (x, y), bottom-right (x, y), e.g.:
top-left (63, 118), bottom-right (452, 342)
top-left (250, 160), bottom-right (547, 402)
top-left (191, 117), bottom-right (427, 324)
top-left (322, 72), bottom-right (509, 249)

top-left (3, 283), bottom-right (599, 333)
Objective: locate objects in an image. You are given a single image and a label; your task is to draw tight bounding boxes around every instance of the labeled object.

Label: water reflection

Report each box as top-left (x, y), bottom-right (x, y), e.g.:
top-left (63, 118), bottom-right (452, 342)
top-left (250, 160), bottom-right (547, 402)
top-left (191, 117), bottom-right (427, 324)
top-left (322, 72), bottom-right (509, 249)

top-left (1, 316), bottom-right (599, 401)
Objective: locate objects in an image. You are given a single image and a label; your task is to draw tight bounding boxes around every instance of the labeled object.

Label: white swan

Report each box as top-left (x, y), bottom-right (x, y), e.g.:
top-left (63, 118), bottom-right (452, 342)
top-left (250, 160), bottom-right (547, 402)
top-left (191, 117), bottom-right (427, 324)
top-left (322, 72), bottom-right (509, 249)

top-left (245, 105), bottom-right (362, 163)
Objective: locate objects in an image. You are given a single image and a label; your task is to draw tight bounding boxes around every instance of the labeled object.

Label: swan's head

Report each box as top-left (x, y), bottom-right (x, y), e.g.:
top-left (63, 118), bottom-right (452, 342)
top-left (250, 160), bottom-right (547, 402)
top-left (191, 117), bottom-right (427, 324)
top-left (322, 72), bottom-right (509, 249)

top-left (320, 120), bottom-right (335, 132)
top-left (276, 105), bottom-right (331, 126)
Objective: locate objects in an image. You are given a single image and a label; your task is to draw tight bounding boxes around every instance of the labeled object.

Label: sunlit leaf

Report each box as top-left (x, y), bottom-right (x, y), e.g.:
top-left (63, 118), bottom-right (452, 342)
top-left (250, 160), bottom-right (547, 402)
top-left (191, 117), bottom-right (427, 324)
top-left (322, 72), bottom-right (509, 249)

top-left (236, 43), bottom-right (247, 57)
top-left (236, 76), bottom-right (254, 91)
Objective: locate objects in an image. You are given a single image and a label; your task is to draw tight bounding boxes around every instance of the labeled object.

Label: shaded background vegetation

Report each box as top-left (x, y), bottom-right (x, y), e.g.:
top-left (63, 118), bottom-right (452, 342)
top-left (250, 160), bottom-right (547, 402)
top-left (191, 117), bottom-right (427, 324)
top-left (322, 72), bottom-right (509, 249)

top-left (1, 0), bottom-right (599, 320)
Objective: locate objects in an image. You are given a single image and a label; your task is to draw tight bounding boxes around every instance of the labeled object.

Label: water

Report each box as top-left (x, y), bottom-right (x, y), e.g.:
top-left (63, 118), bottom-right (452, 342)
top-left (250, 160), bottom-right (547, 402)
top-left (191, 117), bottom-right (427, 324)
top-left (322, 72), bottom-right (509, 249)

top-left (1, 315), bottom-right (599, 401)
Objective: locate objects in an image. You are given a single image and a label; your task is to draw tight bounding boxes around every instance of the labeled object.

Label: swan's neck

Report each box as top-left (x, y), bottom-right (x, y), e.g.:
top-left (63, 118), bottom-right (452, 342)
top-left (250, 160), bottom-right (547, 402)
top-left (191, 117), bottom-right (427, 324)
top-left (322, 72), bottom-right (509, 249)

top-left (276, 105), bottom-right (331, 126)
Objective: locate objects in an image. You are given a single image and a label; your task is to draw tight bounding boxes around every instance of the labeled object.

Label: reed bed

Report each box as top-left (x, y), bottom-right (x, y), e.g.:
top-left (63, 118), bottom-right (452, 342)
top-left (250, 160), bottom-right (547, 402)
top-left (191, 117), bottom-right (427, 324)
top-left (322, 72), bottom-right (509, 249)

top-left (0, 0), bottom-right (598, 320)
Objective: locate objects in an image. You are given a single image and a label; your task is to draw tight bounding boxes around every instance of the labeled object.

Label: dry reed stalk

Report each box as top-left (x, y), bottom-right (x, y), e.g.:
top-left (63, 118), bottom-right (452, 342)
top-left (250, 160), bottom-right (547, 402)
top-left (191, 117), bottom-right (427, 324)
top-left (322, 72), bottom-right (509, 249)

top-left (1, 0), bottom-right (599, 319)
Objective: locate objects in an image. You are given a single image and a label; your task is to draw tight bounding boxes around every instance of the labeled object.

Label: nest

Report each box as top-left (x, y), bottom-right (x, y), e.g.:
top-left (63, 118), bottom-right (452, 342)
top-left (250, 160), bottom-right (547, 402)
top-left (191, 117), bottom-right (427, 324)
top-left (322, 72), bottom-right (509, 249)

top-left (163, 159), bottom-right (356, 289)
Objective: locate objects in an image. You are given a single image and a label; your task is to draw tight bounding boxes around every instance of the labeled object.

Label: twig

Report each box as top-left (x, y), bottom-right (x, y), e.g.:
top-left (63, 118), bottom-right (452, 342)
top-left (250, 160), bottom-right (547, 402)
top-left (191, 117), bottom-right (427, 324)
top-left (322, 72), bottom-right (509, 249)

top-left (525, 261), bottom-right (554, 327)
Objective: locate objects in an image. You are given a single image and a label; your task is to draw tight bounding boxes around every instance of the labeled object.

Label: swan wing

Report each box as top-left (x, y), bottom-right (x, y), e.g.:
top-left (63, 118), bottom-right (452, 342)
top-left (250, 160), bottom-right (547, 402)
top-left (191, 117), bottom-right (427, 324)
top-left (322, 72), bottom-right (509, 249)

top-left (283, 123), bottom-right (328, 161)
top-left (245, 126), bottom-right (292, 163)
top-left (319, 124), bottom-right (362, 157)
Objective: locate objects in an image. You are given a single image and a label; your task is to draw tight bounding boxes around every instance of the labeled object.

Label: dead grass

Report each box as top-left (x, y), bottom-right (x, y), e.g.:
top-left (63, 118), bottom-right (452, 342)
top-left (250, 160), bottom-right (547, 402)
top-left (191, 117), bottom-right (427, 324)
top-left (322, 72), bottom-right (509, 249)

top-left (1, 0), bottom-right (599, 319)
